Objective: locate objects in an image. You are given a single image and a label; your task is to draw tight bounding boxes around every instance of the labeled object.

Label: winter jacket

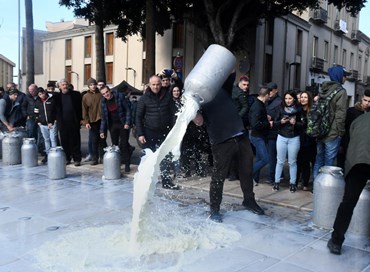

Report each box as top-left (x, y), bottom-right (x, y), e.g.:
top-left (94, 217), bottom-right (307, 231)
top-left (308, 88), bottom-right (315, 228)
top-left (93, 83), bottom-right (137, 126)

top-left (135, 87), bottom-right (175, 137)
top-left (55, 90), bottom-right (82, 130)
top-left (249, 98), bottom-right (270, 139)
top-left (100, 91), bottom-right (131, 133)
top-left (274, 105), bottom-right (304, 138)
top-left (34, 93), bottom-right (57, 125)
top-left (22, 92), bottom-right (39, 119)
top-left (266, 94), bottom-right (282, 140)
top-left (232, 85), bottom-right (250, 126)
top-left (319, 81), bottom-right (347, 141)
top-left (82, 90), bottom-right (102, 125)
top-left (345, 113), bottom-right (370, 177)
top-left (0, 93), bottom-right (26, 127)
top-left (202, 73), bottom-right (245, 145)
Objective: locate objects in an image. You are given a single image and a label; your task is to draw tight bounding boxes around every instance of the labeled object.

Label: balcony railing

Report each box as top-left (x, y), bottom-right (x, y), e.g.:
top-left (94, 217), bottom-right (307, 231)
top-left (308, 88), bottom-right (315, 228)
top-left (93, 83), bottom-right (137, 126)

top-left (334, 19), bottom-right (348, 35)
top-left (311, 57), bottom-right (324, 71)
top-left (351, 30), bottom-right (361, 43)
top-left (310, 8), bottom-right (328, 24)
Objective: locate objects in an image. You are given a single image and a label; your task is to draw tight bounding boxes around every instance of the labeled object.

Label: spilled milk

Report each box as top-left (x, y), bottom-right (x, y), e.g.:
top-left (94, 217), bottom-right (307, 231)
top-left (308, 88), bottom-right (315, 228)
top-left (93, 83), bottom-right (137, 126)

top-left (34, 94), bottom-right (241, 271)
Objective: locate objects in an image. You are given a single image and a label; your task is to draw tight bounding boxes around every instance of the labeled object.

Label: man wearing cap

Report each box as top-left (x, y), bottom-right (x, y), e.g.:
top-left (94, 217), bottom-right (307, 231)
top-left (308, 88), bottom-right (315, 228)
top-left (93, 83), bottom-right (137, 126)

top-left (266, 82), bottom-right (282, 184)
top-left (82, 77), bottom-right (106, 165)
top-left (313, 65), bottom-right (349, 179)
top-left (0, 88), bottom-right (26, 131)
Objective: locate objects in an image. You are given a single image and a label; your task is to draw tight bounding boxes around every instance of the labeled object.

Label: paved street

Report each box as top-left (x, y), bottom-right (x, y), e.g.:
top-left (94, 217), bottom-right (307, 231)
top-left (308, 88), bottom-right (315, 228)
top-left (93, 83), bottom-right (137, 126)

top-left (0, 130), bottom-right (369, 271)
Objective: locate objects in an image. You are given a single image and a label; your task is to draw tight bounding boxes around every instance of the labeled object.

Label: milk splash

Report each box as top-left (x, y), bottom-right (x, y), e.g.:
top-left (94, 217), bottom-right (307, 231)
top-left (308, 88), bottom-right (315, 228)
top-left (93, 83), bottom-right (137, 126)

top-left (34, 93), bottom-right (242, 271)
top-left (130, 93), bottom-right (199, 248)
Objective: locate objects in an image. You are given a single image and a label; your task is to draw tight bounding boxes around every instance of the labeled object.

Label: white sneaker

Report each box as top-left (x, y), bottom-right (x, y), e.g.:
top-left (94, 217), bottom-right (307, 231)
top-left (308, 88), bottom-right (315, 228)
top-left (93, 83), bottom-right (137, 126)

top-left (83, 154), bottom-right (92, 162)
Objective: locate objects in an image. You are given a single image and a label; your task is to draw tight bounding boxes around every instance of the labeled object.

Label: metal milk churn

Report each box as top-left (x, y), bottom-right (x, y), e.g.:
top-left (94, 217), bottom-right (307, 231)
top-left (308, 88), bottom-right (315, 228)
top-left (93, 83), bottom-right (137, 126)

top-left (48, 147), bottom-right (66, 179)
top-left (313, 166), bottom-right (345, 229)
top-left (183, 44), bottom-right (236, 104)
top-left (348, 182), bottom-right (370, 236)
top-left (103, 145), bottom-right (121, 180)
top-left (21, 138), bottom-right (38, 167)
top-left (2, 132), bottom-right (22, 165)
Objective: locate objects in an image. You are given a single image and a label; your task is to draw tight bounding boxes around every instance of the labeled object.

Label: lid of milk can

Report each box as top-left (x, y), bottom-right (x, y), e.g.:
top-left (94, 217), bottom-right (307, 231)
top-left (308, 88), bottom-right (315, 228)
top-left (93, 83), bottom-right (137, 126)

top-left (319, 166), bottom-right (343, 176)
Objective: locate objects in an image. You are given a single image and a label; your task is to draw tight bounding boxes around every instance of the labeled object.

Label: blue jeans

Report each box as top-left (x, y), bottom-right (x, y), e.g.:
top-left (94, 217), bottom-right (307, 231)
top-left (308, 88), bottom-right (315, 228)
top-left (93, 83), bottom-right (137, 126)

top-left (275, 135), bottom-right (300, 184)
top-left (250, 135), bottom-right (269, 182)
top-left (39, 122), bottom-right (58, 154)
top-left (313, 136), bottom-right (341, 179)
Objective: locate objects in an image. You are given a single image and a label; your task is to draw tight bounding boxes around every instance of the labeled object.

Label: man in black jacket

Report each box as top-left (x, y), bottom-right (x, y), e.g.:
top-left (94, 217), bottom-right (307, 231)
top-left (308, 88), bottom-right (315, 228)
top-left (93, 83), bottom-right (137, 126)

top-left (193, 73), bottom-right (265, 223)
top-left (249, 87), bottom-right (272, 185)
top-left (135, 75), bottom-right (178, 189)
top-left (56, 79), bottom-right (82, 166)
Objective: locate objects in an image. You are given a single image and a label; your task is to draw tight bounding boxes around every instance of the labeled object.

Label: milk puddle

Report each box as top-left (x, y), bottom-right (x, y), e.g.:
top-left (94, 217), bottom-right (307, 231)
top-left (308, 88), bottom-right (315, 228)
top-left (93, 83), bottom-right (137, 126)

top-left (34, 94), bottom-right (241, 271)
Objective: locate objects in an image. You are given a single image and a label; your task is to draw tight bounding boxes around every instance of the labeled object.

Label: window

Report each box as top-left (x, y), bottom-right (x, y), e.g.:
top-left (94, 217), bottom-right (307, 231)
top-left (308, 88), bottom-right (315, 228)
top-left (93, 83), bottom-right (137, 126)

top-left (358, 55), bottom-right (362, 74)
top-left (84, 64), bottom-right (91, 85)
top-left (266, 18), bottom-right (274, 46)
top-left (65, 39), bottom-right (72, 60)
top-left (312, 36), bottom-right (318, 57)
top-left (65, 66), bottom-right (72, 82)
top-left (333, 45), bottom-right (338, 64)
top-left (350, 52), bottom-right (354, 69)
top-left (342, 49), bottom-right (347, 67)
top-left (324, 41), bottom-right (329, 61)
top-left (296, 29), bottom-right (302, 56)
top-left (264, 53), bottom-right (272, 83)
top-left (106, 62), bottom-right (113, 84)
top-left (106, 33), bottom-right (114, 55)
top-left (173, 22), bottom-right (184, 48)
top-left (85, 36), bottom-right (92, 58)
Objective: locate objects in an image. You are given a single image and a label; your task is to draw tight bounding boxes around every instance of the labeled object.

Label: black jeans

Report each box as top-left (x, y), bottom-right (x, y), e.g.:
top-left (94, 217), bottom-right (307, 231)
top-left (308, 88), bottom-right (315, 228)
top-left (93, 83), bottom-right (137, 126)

top-left (332, 164), bottom-right (370, 245)
top-left (296, 144), bottom-right (316, 187)
top-left (90, 121), bottom-right (106, 161)
top-left (59, 121), bottom-right (81, 162)
top-left (210, 134), bottom-right (254, 213)
top-left (109, 122), bottom-right (131, 164)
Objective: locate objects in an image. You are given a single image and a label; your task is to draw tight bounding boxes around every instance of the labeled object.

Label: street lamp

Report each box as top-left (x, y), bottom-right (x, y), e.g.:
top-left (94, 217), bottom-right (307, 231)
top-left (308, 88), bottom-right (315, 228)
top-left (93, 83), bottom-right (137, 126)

top-left (125, 67), bottom-right (136, 87)
top-left (288, 62), bottom-right (300, 90)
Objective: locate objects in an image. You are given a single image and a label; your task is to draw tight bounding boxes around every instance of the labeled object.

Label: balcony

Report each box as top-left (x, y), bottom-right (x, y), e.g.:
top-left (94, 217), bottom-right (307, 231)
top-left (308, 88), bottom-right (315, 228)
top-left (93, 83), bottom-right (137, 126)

top-left (334, 19), bottom-right (348, 35)
top-left (310, 8), bottom-right (328, 24)
top-left (351, 30), bottom-right (362, 43)
top-left (347, 69), bottom-right (359, 82)
top-left (311, 57), bottom-right (324, 72)
top-left (362, 75), bottom-right (370, 84)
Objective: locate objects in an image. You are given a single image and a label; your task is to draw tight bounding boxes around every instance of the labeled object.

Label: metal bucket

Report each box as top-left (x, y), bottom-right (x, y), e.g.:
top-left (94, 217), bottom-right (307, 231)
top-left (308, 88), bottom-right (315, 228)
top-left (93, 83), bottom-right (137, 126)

top-left (313, 166), bottom-right (345, 229)
top-left (348, 183), bottom-right (370, 236)
top-left (2, 132), bottom-right (22, 165)
top-left (21, 138), bottom-right (38, 167)
top-left (103, 145), bottom-right (121, 180)
top-left (183, 44), bottom-right (236, 104)
top-left (48, 147), bottom-right (66, 180)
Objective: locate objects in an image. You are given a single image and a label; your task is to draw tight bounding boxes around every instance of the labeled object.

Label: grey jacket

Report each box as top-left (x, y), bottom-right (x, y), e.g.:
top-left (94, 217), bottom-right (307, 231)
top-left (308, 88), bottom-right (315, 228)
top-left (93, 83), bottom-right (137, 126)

top-left (345, 112), bottom-right (370, 177)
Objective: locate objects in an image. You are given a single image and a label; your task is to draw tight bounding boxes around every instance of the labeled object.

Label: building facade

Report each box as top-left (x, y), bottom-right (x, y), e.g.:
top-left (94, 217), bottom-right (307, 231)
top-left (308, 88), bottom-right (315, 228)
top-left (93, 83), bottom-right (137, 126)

top-left (0, 54), bottom-right (15, 88)
top-left (23, 3), bottom-right (370, 105)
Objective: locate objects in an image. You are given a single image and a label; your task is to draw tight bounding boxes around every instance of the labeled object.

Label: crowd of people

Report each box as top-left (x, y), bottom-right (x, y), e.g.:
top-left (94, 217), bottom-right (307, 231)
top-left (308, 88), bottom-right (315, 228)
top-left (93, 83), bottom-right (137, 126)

top-left (1, 64), bottom-right (369, 250)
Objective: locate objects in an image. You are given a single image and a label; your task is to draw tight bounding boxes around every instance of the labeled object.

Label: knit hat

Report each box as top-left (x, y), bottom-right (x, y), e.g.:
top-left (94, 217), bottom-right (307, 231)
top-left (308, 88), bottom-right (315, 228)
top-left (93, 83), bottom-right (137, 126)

top-left (86, 78), bottom-right (97, 85)
top-left (8, 88), bottom-right (19, 95)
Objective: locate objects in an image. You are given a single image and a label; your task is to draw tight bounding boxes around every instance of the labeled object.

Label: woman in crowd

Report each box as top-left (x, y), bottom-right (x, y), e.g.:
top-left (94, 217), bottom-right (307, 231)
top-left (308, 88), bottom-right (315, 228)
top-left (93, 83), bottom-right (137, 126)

top-left (296, 91), bottom-right (316, 191)
top-left (273, 90), bottom-right (304, 193)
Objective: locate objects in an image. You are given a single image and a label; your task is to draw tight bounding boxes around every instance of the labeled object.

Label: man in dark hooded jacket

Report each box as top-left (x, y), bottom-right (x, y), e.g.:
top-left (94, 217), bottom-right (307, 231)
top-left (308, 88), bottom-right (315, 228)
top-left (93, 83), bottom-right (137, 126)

top-left (312, 65), bottom-right (349, 178)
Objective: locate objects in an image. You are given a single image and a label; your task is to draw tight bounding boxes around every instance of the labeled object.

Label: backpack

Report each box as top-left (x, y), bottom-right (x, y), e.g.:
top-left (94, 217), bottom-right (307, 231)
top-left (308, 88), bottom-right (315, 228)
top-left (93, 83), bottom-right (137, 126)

top-left (306, 86), bottom-right (343, 139)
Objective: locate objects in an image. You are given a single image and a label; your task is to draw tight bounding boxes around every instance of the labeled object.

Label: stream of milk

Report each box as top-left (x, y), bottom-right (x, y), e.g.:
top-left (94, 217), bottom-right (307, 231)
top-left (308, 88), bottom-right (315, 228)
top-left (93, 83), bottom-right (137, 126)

top-left (34, 94), bottom-right (241, 271)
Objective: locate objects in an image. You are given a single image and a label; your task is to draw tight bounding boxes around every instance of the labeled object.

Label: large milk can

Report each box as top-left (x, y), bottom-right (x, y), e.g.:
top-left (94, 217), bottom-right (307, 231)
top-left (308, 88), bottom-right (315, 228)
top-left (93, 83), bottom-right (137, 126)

top-left (21, 138), bottom-right (38, 167)
top-left (2, 132), bottom-right (22, 165)
top-left (183, 44), bottom-right (236, 104)
top-left (313, 166), bottom-right (345, 229)
top-left (348, 183), bottom-right (370, 236)
top-left (103, 145), bottom-right (121, 180)
top-left (48, 147), bottom-right (66, 179)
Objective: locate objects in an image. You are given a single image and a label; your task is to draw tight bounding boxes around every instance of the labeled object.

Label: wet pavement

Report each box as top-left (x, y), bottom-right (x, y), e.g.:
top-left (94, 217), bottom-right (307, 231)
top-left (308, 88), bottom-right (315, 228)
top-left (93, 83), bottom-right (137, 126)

top-left (0, 133), bottom-right (370, 271)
